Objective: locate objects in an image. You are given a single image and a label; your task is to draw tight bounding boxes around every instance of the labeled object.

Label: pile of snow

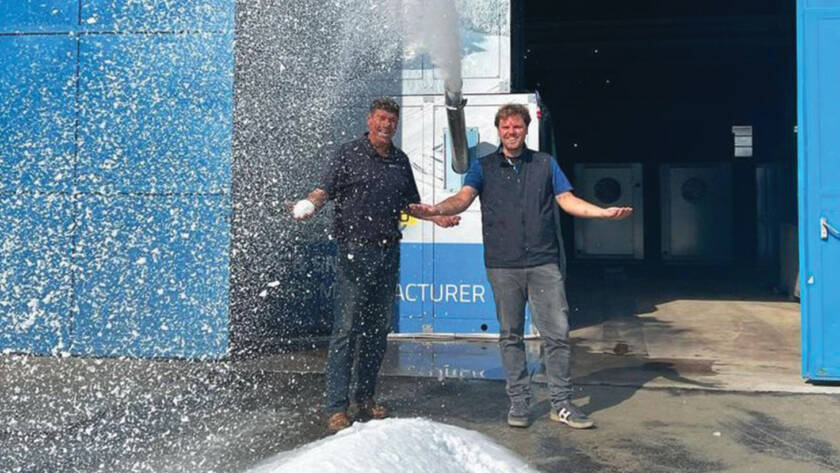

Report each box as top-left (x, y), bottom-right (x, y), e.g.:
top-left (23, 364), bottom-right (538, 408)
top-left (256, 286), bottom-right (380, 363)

top-left (248, 418), bottom-right (542, 473)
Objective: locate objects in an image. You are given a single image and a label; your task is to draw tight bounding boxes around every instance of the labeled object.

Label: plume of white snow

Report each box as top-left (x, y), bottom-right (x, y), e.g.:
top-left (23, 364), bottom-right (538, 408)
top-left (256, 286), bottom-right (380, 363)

top-left (402, 0), bottom-right (463, 86)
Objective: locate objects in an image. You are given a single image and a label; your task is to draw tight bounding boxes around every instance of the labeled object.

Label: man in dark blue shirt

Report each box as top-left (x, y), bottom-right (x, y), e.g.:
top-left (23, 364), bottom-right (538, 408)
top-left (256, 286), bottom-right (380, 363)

top-left (293, 97), bottom-right (459, 433)
top-left (411, 103), bottom-right (632, 429)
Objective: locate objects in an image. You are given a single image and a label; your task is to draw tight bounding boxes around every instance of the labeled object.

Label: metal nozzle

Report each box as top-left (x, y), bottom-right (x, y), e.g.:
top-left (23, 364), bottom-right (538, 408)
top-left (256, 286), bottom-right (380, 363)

top-left (444, 79), bottom-right (469, 174)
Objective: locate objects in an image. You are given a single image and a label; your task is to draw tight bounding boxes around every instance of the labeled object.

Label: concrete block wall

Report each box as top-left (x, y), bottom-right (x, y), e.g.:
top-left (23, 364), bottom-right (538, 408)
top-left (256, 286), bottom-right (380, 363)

top-left (1, 0), bottom-right (234, 358)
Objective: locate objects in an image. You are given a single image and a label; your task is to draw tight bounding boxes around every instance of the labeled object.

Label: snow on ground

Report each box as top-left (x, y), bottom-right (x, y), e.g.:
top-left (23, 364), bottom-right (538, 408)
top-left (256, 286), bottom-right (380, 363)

top-left (247, 417), bottom-right (542, 473)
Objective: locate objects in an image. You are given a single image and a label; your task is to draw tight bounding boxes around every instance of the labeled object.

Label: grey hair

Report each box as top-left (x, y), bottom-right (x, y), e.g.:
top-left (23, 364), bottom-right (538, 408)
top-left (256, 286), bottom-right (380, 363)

top-left (369, 96), bottom-right (400, 116)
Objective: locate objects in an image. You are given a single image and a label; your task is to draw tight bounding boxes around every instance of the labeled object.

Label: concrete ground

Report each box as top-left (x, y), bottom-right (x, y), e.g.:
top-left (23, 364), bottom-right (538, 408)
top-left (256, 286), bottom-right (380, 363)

top-left (3, 359), bottom-right (840, 473)
top-left (247, 264), bottom-right (815, 394)
top-left (3, 265), bottom-right (839, 472)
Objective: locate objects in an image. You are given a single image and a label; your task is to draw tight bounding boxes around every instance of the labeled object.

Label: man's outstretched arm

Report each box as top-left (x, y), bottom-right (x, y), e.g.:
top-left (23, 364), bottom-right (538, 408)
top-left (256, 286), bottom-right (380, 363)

top-left (555, 191), bottom-right (633, 219)
top-left (408, 186), bottom-right (479, 218)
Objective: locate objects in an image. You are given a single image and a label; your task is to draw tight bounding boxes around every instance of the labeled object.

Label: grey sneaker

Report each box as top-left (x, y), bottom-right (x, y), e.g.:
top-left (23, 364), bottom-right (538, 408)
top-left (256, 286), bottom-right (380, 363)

top-left (550, 400), bottom-right (594, 429)
top-left (507, 400), bottom-right (531, 428)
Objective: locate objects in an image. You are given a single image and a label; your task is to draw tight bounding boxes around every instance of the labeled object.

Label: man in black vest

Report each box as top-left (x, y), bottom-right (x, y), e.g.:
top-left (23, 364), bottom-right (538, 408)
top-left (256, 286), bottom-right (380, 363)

top-left (292, 97), bottom-right (460, 433)
top-left (410, 103), bottom-right (632, 429)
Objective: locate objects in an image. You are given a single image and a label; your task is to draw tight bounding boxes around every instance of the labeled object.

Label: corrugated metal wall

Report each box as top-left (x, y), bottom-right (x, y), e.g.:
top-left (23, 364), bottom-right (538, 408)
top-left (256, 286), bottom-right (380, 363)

top-left (798, 0), bottom-right (840, 381)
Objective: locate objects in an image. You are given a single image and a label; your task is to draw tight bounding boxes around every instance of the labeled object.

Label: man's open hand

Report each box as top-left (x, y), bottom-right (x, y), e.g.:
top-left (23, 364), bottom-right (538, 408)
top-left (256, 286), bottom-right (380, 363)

top-left (601, 207), bottom-right (633, 220)
top-left (433, 215), bottom-right (461, 228)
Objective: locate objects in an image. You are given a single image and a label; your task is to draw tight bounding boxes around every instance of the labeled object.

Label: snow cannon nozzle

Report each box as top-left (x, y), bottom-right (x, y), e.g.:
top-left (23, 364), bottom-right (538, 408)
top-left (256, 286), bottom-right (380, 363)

top-left (444, 78), bottom-right (469, 174)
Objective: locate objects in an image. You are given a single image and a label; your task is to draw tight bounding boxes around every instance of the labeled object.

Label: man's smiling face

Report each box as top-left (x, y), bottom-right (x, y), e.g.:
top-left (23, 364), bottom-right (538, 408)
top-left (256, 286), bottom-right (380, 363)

top-left (497, 114), bottom-right (528, 156)
top-left (367, 108), bottom-right (399, 149)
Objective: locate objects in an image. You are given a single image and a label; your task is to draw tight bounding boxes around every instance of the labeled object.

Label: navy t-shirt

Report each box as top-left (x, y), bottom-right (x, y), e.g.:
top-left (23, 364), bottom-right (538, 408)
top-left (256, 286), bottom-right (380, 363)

top-left (319, 134), bottom-right (420, 244)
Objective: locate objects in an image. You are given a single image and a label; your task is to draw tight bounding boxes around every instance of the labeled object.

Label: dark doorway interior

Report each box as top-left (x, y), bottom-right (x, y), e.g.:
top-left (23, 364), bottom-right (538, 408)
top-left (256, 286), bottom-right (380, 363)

top-left (513, 0), bottom-right (797, 274)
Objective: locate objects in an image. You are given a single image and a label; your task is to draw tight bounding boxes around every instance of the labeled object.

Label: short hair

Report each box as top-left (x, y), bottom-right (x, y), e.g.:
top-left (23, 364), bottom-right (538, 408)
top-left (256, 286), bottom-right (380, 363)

top-left (494, 103), bottom-right (531, 127)
top-left (369, 96), bottom-right (400, 116)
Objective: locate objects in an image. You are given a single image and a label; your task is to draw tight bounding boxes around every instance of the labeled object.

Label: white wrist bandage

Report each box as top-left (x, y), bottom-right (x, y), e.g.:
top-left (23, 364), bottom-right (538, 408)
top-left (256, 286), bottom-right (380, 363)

top-left (293, 200), bottom-right (316, 219)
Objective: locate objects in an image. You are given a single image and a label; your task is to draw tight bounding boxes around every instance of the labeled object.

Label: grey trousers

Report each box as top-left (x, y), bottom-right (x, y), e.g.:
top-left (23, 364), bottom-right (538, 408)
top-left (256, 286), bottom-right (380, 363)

top-left (486, 262), bottom-right (571, 408)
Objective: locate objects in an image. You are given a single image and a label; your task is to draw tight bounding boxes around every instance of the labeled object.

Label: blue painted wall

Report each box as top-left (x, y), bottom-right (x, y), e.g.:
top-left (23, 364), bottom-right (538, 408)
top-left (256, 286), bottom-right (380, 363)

top-left (1, 0), bottom-right (234, 358)
top-left (798, 0), bottom-right (840, 381)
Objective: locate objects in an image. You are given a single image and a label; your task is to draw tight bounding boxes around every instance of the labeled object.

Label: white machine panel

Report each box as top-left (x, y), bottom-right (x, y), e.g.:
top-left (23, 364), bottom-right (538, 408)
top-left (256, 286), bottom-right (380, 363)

top-left (660, 163), bottom-right (734, 262)
top-left (573, 163), bottom-right (644, 259)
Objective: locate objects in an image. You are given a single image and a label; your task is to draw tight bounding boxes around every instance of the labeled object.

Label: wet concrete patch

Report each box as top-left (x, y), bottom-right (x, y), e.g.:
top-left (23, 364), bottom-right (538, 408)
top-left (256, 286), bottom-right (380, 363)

top-left (724, 409), bottom-right (840, 471)
top-left (614, 437), bottom-right (726, 473)
top-left (532, 436), bottom-right (615, 473)
top-left (574, 356), bottom-right (720, 391)
top-left (642, 420), bottom-right (669, 429)
top-left (382, 377), bottom-right (509, 424)
top-left (640, 359), bottom-right (716, 376)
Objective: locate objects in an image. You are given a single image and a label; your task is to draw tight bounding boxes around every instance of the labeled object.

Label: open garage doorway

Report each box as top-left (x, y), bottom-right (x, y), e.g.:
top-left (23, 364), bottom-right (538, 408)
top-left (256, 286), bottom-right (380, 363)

top-left (507, 1), bottom-right (806, 388)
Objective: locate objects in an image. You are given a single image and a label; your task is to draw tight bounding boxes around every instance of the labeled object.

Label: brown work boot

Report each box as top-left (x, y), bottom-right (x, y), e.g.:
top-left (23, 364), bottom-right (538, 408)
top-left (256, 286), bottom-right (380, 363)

top-left (357, 399), bottom-right (389, 420)
top-left (326, 412), bottom-right (351, 433)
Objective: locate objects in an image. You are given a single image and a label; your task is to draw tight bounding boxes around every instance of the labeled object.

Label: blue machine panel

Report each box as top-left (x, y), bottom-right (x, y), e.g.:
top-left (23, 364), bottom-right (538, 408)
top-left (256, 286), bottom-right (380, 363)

top-left (0, 36), bottom-right (76, 193)
top-left (398, 243), bottom-right (434, 332)
top-left (0, 0), bottom-right (78, 33)
top-left (76, 33), bottom-right (233, 194)
top-left (431, 243), bottom-right (499, 333)
top-left (0, 193), bottom-right (74, 355)
top-left (798, 0), bottom-right (840, 380)
top-left (398, 243), bottom-right (532, 334)
top-left (80, 0), bottom-right (234, 31)
top-left (72, 195), bottom-right (231, 359)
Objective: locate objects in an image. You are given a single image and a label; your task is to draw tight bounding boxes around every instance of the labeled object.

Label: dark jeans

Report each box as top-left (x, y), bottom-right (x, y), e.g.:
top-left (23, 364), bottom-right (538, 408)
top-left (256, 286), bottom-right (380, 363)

top-left (324, 242), bottom-right (399, 414)
top-left (486, 262), bottom-right (572, 409)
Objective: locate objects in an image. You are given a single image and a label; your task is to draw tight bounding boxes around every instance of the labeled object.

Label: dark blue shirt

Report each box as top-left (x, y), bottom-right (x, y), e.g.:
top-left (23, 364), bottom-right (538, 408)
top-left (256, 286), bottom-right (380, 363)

top-left (319, 134), bottom-right (420, 244)
top-left (463, 148), bottom-right (573, 195)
